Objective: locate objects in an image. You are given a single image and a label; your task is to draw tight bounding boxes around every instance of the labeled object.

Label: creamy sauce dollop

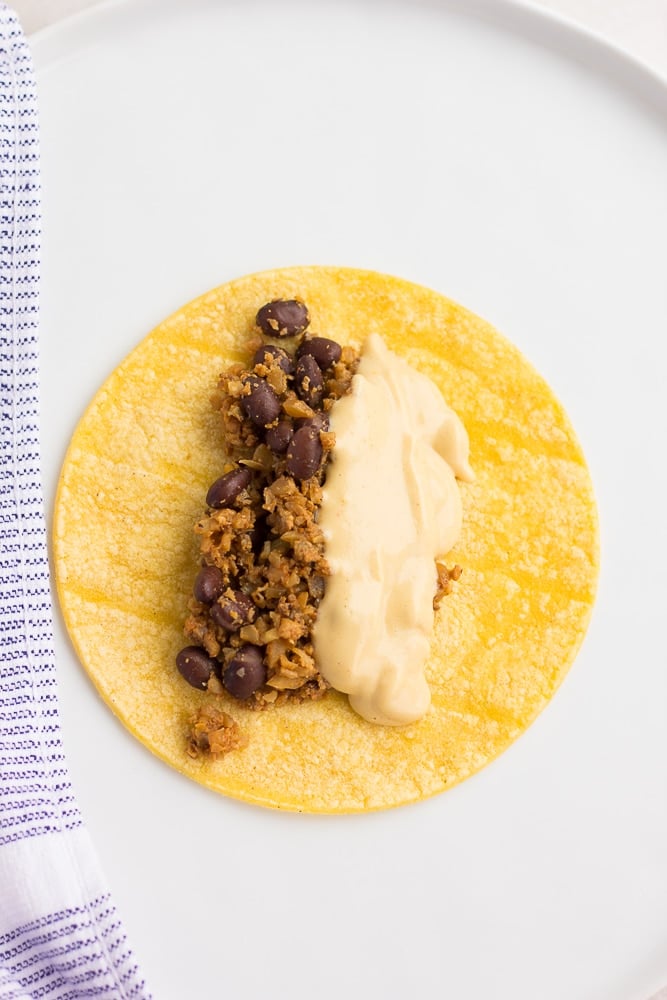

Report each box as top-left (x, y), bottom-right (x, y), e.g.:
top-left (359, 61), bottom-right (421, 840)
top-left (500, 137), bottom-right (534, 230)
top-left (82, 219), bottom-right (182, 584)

top-left (313, 334), bottom-right (474, 725)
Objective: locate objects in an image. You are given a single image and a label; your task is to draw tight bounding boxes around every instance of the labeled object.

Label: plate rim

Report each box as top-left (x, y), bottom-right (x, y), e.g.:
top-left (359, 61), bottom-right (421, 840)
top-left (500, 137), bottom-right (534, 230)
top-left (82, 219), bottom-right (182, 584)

top-left (29, 0), bottom-right (667, 97)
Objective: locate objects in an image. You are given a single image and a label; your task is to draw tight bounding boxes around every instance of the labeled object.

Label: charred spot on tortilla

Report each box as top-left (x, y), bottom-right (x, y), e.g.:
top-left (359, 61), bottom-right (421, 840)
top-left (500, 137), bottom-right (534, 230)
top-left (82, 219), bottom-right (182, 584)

top-left (53, 267), bottom-right (599, 813)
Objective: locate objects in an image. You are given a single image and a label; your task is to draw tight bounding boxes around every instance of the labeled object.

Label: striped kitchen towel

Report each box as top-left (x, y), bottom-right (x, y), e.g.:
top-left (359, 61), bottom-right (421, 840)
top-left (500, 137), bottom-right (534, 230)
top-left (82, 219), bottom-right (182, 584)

top-left (0, 6), bottom-right (150, 998)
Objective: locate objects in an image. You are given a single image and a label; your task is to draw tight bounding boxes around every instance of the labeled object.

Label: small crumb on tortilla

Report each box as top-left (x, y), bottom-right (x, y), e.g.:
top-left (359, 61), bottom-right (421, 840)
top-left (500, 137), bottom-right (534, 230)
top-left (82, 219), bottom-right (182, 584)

top-left (187, 705), bottom-right (248, 758)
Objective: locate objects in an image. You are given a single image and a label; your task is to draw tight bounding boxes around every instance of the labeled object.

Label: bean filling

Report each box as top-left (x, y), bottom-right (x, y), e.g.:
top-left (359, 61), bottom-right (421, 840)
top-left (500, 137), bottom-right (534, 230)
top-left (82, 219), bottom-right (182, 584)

top-left (265, 419), bottom-right (294, 454)
top-left (256, 298), bottom-right (310, 338)
top-left (223, 645), bottom-right (267, 700)
top-left (176, 298), bottom-right (360, 729)
top-left (206, 467), bottom-right (251, 509)
top-left (241, 375), bottom-right (282, 427)
top-left (211, 590), bottom-right (257, 632)
top-left (286, 426), bottom-right (322, 481)
top-left (176, 646), bottom-right (217, 690)
top-left (297, 336), bottom-right (342, 370)
top-left (295, 355), bottom-right (325, 409)
top-left (193, 565), bottom-right (226, 604)
top-left (253, 343), bottom-right (294, 374)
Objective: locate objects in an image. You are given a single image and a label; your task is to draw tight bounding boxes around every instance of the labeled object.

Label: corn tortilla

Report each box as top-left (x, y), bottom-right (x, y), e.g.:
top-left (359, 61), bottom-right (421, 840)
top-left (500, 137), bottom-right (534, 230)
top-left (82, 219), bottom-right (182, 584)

top-left (53, 266), bottom-right (599, 812)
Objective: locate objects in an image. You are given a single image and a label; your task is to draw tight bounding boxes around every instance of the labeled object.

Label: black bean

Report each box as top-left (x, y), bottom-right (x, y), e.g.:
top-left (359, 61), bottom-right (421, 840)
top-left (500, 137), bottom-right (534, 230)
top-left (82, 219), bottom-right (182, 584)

top-left (297, 336), bottom-right (342, 370)
top-left (250, 513), bottom-right (267, 554)
top-left (206, 467), bottom-right (251, 508)
top-left (223, 645), bottom-right (267, 700)
top-left (241, 375), bottom-right (282, 427)
top-left (286, 426), bottom-right (323, 480)
top-left (296, 411), bottom-right (329, 433)
top-left (265, 419), bottom-right (294, 453)
top-left (308, 575), bottom-right (326, 601)
top-left (256, 299), bottom-right (310, 339)
top-left (253, 343), bottom-right (294, 375)
top-left (193, 565), bottom-right (225, 604)
top-left (211, 591), bottom-right (256, 632)
top-left (295, 355), bottom-right (324, 408)
top-left (176, 646), bottom-right (216, 690)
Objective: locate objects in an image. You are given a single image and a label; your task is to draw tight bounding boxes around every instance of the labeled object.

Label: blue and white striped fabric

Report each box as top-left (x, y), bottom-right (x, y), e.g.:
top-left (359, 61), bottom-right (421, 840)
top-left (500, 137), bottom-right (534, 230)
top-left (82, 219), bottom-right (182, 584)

top-left (0, 7), bottom-right (150, 998)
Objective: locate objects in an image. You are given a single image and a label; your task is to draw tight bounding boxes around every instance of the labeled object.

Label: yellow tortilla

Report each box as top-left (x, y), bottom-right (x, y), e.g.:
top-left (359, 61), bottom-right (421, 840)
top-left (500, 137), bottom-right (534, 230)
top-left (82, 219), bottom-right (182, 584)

top-left (53, 266), bottom-right (599, 812)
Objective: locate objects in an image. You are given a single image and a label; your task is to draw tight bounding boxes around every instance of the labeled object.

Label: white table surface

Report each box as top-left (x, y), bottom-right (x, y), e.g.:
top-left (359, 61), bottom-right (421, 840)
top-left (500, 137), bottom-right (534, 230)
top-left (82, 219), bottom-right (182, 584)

top-left (12, 0), bottom-right (667, 78)
top-left (12, 1), bottom-right (667, 999)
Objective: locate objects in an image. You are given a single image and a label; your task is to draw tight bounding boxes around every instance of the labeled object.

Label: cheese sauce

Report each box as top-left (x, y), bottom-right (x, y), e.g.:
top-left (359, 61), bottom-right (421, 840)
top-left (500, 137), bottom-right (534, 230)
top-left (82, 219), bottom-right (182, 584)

top-left (314, 334), bottom-right (473, 725)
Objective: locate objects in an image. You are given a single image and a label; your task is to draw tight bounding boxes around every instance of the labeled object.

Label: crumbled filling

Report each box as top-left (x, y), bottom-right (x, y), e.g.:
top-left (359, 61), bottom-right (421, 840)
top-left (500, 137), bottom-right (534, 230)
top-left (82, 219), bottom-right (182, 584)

top-left (187, 705), bottom-right (248, 757)
top-left (179, 303), bottom-right (359, 755)
top-left (434, 562), bottom-right (463, 609)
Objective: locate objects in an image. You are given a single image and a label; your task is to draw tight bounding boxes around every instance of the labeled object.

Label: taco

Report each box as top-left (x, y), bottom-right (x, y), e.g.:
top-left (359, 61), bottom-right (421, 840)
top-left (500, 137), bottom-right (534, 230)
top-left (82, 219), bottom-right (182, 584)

top-left (53, 266), bottom-right (599, 812)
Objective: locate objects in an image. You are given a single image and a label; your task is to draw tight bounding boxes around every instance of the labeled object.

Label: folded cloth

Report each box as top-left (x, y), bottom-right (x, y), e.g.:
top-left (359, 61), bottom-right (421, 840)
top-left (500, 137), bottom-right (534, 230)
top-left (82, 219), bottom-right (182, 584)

top-left (0, 7), bottom-right (151, 998)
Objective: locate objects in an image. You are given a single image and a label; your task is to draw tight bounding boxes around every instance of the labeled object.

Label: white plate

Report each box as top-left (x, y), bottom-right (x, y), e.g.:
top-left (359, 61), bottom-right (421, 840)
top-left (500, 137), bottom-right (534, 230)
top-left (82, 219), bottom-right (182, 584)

top-left (33, 2), bottom-right (667, 998)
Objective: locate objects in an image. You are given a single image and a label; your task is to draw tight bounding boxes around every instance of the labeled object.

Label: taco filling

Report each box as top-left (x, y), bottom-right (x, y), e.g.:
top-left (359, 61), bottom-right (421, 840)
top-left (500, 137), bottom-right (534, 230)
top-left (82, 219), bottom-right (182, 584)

top-left (179, 300), bottom-right (473, 752)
